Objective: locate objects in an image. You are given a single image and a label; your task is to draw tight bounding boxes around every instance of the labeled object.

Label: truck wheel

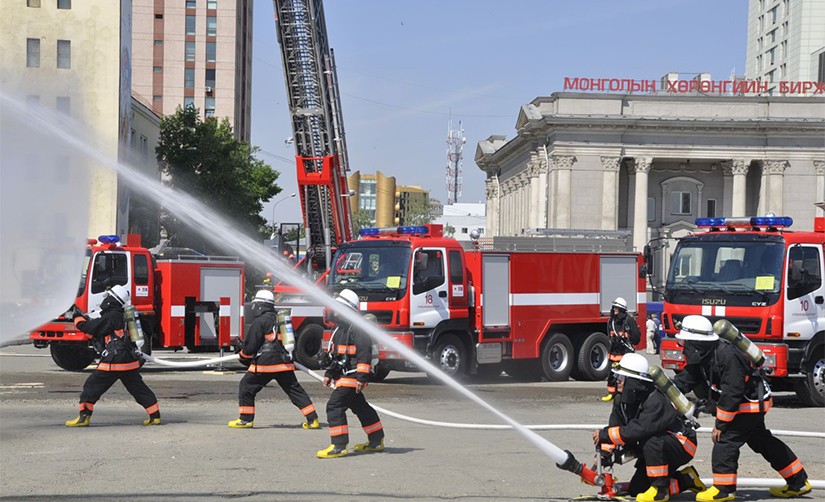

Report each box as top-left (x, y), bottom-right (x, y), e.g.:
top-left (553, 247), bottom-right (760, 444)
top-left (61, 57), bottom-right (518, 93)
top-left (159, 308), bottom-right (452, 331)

top-left (576, 332), bottom-right (610, 381)
top-left (294, 324), bottom-right (324, 370)
top-left (50, 343), bottom-right (97, 372)
top-left (794, 351), bottom-right (825, 407)
top-left (434, 334), bottom-right (466, 378)
top-left (541, 333), bottom-right (574, 382)
top-left (371, 364), bottom-right (391, 382)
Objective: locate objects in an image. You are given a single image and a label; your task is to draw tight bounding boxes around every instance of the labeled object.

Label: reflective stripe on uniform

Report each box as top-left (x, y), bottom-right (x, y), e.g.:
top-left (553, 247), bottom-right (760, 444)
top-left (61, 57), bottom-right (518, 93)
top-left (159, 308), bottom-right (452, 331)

top-left (363, 421), bottom-right (383, 434)
top-left (249, 363), bottom-right (295, 373)
top-left (608, 426), bottom-right (624, 445)
top-left (336, 345), bottom-right (357, 355)
top-left (646, 464), bottom-right (668, 477)
top-left (336, 377), bottom-right (359, 388)
top-left (79, 402), bottom-right (94, 412)
top-left (145, 403), bottom-right (159, 414)
top-left (356, 363), bottom-right (371, 373)
top-left (673, 433), bottom-right (697, 457)
top-left (97, 361), bottom-right (140, 371)
top-left (300, 404), bottom-right (316, 416)
top-left (329, 425), bottom-right (348, 437)
top-left (713, 473), bottom-right (737, 486)
top-left (239, 406), bottom-right (255, 415)
top-left (778, 459), bottom-right (804, 479)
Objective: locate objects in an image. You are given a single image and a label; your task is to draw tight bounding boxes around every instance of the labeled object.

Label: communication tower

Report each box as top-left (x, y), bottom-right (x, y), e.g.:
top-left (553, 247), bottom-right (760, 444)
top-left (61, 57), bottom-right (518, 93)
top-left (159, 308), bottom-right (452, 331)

top-left (445, 119), bottom-right (465, 205)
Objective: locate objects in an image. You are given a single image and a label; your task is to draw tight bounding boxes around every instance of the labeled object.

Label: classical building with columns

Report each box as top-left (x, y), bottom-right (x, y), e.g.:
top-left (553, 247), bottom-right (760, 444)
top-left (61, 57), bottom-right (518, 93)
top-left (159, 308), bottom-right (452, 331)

top-left (475, 92), bottom-right (825, 288)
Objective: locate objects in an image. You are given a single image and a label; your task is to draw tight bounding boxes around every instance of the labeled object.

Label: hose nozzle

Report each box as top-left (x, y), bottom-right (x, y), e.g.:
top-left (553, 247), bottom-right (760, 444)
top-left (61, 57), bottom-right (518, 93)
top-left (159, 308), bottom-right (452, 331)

top-left (556, 450), bottom-right (604, 486)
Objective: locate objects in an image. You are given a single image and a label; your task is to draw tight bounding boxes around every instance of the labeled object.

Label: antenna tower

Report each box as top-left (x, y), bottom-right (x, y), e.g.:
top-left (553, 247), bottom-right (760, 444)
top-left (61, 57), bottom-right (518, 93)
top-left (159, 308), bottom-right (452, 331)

top-left (445, 119), bottom-right (465, 205)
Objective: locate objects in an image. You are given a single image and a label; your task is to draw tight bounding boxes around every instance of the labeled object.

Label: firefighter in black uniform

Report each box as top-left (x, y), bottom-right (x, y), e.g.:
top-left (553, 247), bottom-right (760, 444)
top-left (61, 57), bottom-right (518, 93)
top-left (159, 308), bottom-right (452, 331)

top-left (603, 297), bottom-right (641, 401)
top-left (317, 289), bottom-right (385, 459)
top-left (672, 315), bottom-right (812, 501)
top-left (229, 289), bottom-right (319, 429)
top-left (594, 353), bottom-right (705, 502)
top-left (65, 285), bottom-right (161, 427)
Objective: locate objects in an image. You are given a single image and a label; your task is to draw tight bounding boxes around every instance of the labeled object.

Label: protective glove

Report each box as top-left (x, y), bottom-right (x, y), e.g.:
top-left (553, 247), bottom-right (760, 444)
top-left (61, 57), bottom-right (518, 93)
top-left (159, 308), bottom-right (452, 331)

top-left (66, 304), bottom-right (87, 321)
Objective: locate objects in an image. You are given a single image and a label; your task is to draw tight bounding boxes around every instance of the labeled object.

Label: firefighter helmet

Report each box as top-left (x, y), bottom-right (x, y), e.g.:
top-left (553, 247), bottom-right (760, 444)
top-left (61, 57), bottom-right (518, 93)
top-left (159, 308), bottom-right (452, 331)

top-left (613, 353), bottom-right (653, 382)
top-left (335, 289), bottom-right (360, 310)
top-left (253, 289), bottom-right (276, 304)
top-left (107, 284), bottom-right (131, 307)
top-left (676, 315), bottom-right (718, 341)
top-left (611, 297), bottom-right (628, 312)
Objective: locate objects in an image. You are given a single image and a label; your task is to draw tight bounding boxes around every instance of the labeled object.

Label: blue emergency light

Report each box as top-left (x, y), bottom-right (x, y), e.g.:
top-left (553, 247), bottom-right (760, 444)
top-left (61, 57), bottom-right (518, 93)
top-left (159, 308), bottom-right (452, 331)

top-left (358, 226), bottom-right (430, 237)
top-left (695, 216), bottom-right (793, 229)
top-left (397, 226), bottom-right (429, 235)
top-left (97, 235), bottom-right (121, 244)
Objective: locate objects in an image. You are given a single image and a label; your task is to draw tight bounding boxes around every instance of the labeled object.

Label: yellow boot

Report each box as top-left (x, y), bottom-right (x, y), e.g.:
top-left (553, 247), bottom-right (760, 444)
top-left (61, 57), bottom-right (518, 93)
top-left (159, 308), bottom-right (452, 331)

top-left (143, 417), bottom-right (162, 426)
top-left (65, 414), bottom-right (91, 427)
top-left (316, 444), bottom-right (348, 459)
top-left (678, 465), bottom-right (706, 493)
top-left (228, 419), bottom-right (253, 429)
top-left (636, 485), bottom-right (668, 502)
top-left (696, 485), bottom-right (735, 502)
top-left (769, 480), bottom-right (812, 498)
top-left (600, 393), bottom-right (614, 402)
top-left (353, 439), bottom-right (385, 453)
top-left (302, 418), bottom-right (320, 429)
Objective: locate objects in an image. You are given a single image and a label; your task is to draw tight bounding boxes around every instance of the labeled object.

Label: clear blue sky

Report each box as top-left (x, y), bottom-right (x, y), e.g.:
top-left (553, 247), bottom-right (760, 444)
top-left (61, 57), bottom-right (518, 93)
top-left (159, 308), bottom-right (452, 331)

top-left (251, 0), bottom-right (748, 226)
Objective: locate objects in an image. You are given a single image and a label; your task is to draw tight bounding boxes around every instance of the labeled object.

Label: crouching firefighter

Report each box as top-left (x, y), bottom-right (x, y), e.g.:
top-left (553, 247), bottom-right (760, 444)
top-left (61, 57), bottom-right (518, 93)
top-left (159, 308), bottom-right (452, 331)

top-left (593, 353), bottom-right (705, 502)
top-left (603, 297), bottom-right (641, 402)
top-left (317, 289), bottom-right (385, 459)
top-left (229, 289), bottom-right (319, 429)
top-left (673, 315), bottom-right (812, 501)
top-left (66, 285), bottom-right (161, 427)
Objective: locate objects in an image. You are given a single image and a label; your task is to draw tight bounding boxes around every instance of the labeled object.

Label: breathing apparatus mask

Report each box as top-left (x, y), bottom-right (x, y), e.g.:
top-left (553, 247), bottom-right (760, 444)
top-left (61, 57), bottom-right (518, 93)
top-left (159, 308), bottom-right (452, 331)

top-left (250, 289), bottom-right (276, 318)
top-left (682, 340), bottom-right (716, 365)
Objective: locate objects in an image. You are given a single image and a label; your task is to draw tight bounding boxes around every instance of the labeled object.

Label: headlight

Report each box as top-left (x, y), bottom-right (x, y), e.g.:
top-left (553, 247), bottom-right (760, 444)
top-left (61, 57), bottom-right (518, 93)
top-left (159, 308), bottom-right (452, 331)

top-left (663, 349), bottom-right (685, 361)
top-left (763, 353), bottom-right (776, 370)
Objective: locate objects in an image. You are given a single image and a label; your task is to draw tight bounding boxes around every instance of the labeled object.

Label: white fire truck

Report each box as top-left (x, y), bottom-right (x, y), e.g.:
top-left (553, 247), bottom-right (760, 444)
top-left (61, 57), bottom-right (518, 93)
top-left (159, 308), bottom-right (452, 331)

top-left (30, 234), bottom-right (245, 371)
top-left (656, 215), bottom-right (825, 407)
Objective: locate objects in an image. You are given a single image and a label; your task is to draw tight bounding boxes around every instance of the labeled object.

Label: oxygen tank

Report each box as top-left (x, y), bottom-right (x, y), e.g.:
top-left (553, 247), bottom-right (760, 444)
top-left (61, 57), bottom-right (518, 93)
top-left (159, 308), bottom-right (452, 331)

top-left (649, 365), bottom-right (696, 421)
top-left (713, 319), bottom-right (765, 367)
top-left (363, 313), bottom-right (381, 369)
top-left (123, 304), bottom-right (144, 344)
top-left (277, 309), bottom-right (295, 354)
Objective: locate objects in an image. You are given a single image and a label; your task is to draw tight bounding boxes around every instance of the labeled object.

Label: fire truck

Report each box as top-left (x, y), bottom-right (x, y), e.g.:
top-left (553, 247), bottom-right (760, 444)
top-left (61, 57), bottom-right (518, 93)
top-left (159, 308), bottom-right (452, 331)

top-left (30, 234), bottom-right (245, 371)
top-left (327, 225), bottom-right (648, 381)
top-left (656, 215), bottom-right (825, 407)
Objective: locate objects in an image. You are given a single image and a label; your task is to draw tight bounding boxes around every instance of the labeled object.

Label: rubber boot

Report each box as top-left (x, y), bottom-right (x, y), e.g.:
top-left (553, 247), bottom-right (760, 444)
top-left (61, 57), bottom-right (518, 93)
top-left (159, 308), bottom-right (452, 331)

top-left (143, 413), bottom-right (162, 426)
top-left (696, 485), bottom-right (735, 502)
top-left (228, 418), bottom-right (254, 429)
top-left (678, 465), bottom-right (706, 493)
top-left (302, 418), bottom-right (320, 430)
top-left (65, 412), bottom-right (91, 427)
top-left (769, 480), bottom-right (812, 498)
top-left (636, 485), bottom-right (669, 502)
top-left (353, 438), bottom-right (385, 453)
top-left (600, 393), bottom-right (614, 402)
top-left (316, 444), bottom-right (348, 459)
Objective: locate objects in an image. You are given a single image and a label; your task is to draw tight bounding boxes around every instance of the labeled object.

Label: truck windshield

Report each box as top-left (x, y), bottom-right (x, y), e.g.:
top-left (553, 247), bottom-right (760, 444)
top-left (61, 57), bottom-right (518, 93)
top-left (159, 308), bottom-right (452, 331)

top-left (77, 249), bottom-right (92, 298)
top-left (329, 243), bottom-right (412, 301)
top-left (666, 239), bottom-right (784, 304)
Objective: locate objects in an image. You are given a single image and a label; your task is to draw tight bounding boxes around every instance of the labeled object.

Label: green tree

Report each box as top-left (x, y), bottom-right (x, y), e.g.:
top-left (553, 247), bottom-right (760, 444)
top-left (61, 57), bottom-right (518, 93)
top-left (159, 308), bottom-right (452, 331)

top-left (155, 105), bottom-right (281, 254)
top-left (351, 209), bottom-right (374, 233)
top-left (443, 224), bottom-right (456, 238)
top-left (402, 197), bottom-right (436, 226)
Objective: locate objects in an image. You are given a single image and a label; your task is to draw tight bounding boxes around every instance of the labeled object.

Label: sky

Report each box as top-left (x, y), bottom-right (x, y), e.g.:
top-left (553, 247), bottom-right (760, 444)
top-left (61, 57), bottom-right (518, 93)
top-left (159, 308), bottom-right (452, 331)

top-left (250, 0), bottom-right (748, 227)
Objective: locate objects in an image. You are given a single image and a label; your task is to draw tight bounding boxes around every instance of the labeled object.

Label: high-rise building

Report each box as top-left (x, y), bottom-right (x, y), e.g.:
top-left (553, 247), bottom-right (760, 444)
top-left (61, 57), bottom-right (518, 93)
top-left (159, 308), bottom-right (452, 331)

top-left (347, 171), bottom-right (430, 227)
top-left (132, 0), bottom-right (253, 140)
top-left (745, 0), bottom-right (825, 94)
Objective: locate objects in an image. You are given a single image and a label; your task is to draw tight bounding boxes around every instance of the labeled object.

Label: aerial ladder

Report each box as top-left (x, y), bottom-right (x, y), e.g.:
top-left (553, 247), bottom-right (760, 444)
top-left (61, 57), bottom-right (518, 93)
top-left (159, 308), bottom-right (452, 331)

top-left (272, 0), bottom-right (354, 273)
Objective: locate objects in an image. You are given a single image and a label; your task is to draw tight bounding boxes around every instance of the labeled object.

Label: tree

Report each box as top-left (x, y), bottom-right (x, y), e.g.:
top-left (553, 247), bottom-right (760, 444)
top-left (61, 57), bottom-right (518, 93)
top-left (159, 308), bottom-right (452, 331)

top-left (443, 224), bottom-right (456, 238)
top-left (401, 196), bottom-right (436, 226)
top-left (351, 209), bottom-right (374, 233)
top-left (155, 105), bottom-right (281, 254)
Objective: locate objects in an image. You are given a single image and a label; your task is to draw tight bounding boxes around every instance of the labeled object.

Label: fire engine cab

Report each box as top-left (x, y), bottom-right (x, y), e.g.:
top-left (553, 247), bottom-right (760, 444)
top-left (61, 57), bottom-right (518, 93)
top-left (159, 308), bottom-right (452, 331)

top-left (326, 224), bottom-right (647, 382)
top-left (658, 215), bottom-right (825, 407)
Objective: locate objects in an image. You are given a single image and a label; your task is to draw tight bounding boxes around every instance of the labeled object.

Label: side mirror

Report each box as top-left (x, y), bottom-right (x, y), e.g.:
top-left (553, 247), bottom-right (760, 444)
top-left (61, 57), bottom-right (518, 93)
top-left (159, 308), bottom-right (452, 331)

top-left (643, 245), bottom-right (654, 273)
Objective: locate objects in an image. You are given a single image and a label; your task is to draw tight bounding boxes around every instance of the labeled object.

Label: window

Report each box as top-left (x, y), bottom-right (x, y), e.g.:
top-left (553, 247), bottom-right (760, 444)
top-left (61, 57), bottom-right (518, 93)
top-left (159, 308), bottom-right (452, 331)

top-left (133, 254), bottom-right (150, 285)
top-left (185, 41), bottom-right (195, 61)
top-left (56, 96), bottom-right (70, 115)
top-left (89, 252), bottom-right (129, 294)
top-left (27, 0), bottom-right (41, 7)
top-left (207, 0), bottom-right (217, 8)
top-left (57, 40), bottom-right (71, 68)
top-left (205, 97), bottom-right (216, 117)
top-left (787, 246), bottom-right (822, 300)
top-left (671, 192), bottom-right (691, 215)
top-left (818, 51), bottom-right (825, 84)
top-left (206, 16), bottom-right (217, 36)
top-left (184, 68), bottom-right (195, 88)
top-left (186, 0), bottom-right (196, 8)
top-left (781, 41), bottom-right (787, 59)
top-left (26, 38), bottom-right (40, 68)
top-left (769, 47), bottom-right (776, 66)
top-left (706, 199), bottom-right (716, 218)
top-left (769, 6), bottom-right (778, 24)
top-left (154, 13), bottom-right (163, 19)
top-left (205, 68), bottom-right (215, 88)
top-left (139, 135), bottom-right (149, 162)
top-left (153, 95), bottom-right (162, 101)
top-left (768, 29), bottom-right (777, 43)
top-left (647, 197), bottom-right (655, 222)
top-left (460, 227), bottom-right (468, 234)
top-left (57, 0), bottom-right (70, 8)
top-left (153, 66), bottom-right (162, 73)
top-left (448, 250), bottom-right (463, 284)
top-left (154, 40), bottom-right (163, 46)
top-left (206, 42), bottom-right (216, 62)
top-left (413, 249), bottom-right (444, 294)
top-left (186, 15), bottom-right (196, 35)
top-left (183, 96), bottom-right (195, 109)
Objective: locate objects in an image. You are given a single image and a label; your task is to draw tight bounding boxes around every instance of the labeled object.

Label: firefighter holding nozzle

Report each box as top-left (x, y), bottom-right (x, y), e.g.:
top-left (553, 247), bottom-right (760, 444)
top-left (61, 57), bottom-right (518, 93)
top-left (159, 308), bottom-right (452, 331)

top-left (229, 289), bottom-right (320, 429)
top-left (672, 315), bottom-right (812, 501)
top-left (603, 297), bottom-right (641, 401)
top-left (316, 289), bottom-right (385, 459)
top-left (592, 353), bottom-right (705, 502)
top-left (65, 285), bottom-right (161, 427)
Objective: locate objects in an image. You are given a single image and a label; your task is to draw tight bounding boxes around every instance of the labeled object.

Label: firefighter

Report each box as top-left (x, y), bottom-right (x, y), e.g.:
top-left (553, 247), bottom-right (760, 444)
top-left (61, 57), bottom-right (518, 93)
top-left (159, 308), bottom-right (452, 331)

top-left (65, 285), bottom-right (161, 427)
top-left (672, 315), bottom-right (812, 501)
top-left (593, 353), bottom-right (705, 502)
top-left (602, 297), bottom-right (641, 401)
top-left (229, 289), bottom-right (319, 429)
top-left (317, 289), bottom-right (385, 459)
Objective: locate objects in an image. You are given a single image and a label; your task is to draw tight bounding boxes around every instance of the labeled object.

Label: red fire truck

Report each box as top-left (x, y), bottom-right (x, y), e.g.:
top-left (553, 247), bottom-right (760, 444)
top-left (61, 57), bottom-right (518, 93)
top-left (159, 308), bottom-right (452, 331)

top-left (30, 234), bottom-right (245, 371)
top-left (326, 224), bottom-right (647, 381)
top-left (657, 215), bottom-right (825, 407)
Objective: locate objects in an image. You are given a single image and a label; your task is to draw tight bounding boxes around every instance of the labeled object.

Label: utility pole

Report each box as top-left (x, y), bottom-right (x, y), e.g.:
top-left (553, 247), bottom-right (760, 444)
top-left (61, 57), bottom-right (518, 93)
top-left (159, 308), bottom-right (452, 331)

top-left (445, 119), bottom-right (465, 205)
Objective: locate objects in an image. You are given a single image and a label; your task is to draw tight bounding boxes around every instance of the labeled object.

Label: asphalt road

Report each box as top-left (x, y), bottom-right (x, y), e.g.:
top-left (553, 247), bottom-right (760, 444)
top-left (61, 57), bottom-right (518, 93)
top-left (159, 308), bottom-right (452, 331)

top-left (1, 345), bottom-right (823, 501)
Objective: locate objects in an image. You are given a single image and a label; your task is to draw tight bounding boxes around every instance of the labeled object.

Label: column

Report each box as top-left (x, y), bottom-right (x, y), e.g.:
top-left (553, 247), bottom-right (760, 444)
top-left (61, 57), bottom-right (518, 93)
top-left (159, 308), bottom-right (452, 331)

top-left (730, 159), bottom-right (749, 217)
top-left (537, 154), bottom-right (548, 229)
top-left (600, 156), bottom-right (620, 230)
top-left (485, 177), bottom-right (499, 236)
top-left (518, 172), bottom-right (529, 234)
top-left (757, 161), bottom-right (767, 215)
top-left (764, 160), bottom-right (789, 214)
top-left (815, 161), bottom-right (825, 204)
top-left (630, 157), bottom-right (651, 252)
top-left (502, 181), bottom-right (511, 235)
top-left (721, 161), bottom-right (734, 216)
top-left (552, 155), bottom-right (575, 228)
top-left (528, 153), bottom-right (541, 229)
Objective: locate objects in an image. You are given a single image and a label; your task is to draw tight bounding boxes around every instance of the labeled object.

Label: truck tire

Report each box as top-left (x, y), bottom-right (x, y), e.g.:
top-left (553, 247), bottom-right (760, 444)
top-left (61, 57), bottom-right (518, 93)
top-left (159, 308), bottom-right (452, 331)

top-left (541, 333), bottom-right (574, 382)
top-left (434, 334), bottom-right (467, 378)
top-left (50, 343), bottom-right (97, 372)
top-left (371, 364), bottom-right (391, 382)
top-left (294, 323), bottom-right (324, 370)
top-left (794, 351), bottom-right (825, 407)
top-left (576, 332), bottom-right (610, 381)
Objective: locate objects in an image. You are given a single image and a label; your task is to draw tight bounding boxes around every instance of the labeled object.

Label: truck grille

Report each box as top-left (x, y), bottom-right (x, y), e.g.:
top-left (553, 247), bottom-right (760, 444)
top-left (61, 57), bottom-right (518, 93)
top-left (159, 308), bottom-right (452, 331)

top-left (669, 315), bottom-right (762, 335)
top-left (365, 310), bottom-right (394, 324)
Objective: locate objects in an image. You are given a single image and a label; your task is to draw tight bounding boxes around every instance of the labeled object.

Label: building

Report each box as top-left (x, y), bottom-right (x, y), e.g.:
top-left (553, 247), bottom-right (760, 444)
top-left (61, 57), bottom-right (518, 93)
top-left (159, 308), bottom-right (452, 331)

top-left (127, 94), bottom-right (163, 246)
top-left (475, 90), bottom-right (825, 290)
top-left (433, 203), bottom-right (486, 243)
top-left (745, 0), bottom-right (825, 94)
top-left (347, 171), bottom-right (431, 227)
top-left (131, 0), bottom-right (253, 140)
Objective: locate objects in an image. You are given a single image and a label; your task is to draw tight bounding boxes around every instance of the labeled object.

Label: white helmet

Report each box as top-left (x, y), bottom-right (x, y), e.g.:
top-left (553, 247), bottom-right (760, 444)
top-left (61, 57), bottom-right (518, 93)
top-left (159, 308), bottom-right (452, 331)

top-left (107, 284), bottom-right (131, 307)
top-left (335, 289), bottom-right (360, 310)
top-left (253, 289), bottom-right (275, 304)
top-left (676, 315), bottom-right (718, 341)
top-left (613, 353), bottom-right (653, 382)
top-left (611, 297), bottom-right (628, 311)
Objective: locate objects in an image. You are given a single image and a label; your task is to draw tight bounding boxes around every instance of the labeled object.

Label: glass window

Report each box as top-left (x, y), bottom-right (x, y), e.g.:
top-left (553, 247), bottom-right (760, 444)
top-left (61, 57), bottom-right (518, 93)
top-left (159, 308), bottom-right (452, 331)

top-left (206, 16), bottom-right (217, 36)
top-left (670, 192), bottom-right (691, 215)
top-left (57, 0), bottom-right (70, 8)
top-left (56, 96), bottom-right (70, 115)
top-left (207, 0), bottom-right (217, 8)
top-left (153, 66), bottom-right (162, 73)
top-left (204, 97), bottom-right (215, 117)
top-left (186, 15), bottom-right (196, 35)
top-left (206, 42), bottom-right (216, 62)
top-left (184, 68), bottom-right (195, 88)
top-left (57, 40), bottom-right (71, 69)
top-left (27, 0), bottom-right (41, 7)
top-left (154, 40), bottom-right (163, 46)
top-left (448, 250), bottom-right (463, 284)
top-left (90, 253), bottom-right (129, 294)
top-left (27, 38), bottom-right (40, 68)
top-left (413, 249), bottom-right (445, 293)
top-left (647, 197), bottom-right (655, 222)
top-left (706, 199), bottom-right (716, 218)
top-left (133, 254), bottom-right (149, 285)
top-left (205, 68), bottom-right (215, 88)
top-left (184, 96), bottom-right (195, 109)
top-left (787, 246), bottom-right (822, 300)
top-left (185, 41), bottom-right (195, 62)
top-left (153, 95), bottom-right (162, 100)
top-left (186, 0), bottom-right (196, 8)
